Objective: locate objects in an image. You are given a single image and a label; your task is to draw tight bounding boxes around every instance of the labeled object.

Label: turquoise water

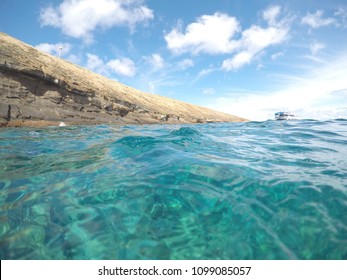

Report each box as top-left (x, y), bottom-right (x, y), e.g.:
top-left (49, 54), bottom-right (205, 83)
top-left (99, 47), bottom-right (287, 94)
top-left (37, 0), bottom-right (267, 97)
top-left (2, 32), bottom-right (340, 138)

top-left (0, 120), bottom-right (347, 259)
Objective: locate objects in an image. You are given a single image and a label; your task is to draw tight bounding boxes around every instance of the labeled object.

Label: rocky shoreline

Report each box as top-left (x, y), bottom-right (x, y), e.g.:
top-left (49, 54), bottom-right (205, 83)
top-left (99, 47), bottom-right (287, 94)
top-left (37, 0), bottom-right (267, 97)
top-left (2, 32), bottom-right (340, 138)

top-left (0, 33), bottom-right (247, 127)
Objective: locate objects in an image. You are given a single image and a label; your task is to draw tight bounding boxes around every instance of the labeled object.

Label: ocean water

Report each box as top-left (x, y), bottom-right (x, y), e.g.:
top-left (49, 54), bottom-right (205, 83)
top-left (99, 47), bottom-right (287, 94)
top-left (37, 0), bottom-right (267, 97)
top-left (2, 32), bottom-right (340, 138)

top-left (0, 120), bottom-right (347, 260)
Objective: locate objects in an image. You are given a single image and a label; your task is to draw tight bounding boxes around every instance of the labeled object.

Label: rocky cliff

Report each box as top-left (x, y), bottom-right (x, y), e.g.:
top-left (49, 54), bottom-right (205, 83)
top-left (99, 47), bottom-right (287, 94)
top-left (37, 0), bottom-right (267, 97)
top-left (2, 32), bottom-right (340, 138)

top-left (0, 33), bottom-right (247, 127)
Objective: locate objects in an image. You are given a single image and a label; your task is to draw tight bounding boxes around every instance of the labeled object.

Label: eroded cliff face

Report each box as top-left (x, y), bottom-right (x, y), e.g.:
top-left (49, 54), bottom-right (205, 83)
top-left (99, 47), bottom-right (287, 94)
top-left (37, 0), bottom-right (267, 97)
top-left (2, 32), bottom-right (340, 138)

top-left (0, 33), bottom-right (247, 127)
top-left (0, 68), bottom-right (146, 126)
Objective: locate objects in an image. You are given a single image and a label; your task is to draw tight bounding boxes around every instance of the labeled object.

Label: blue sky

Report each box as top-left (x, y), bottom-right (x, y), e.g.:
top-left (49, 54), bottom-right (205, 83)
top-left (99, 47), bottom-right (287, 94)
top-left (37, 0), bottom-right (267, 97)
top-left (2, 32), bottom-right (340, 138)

top-left (1, 0), bottom-right (347, 120)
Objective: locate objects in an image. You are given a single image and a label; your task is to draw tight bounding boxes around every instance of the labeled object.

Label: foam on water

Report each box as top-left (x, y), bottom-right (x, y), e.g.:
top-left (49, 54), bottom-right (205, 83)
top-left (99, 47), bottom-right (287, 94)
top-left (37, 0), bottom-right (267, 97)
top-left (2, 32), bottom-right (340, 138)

top-left (0, 120), bottom-right (347, 259)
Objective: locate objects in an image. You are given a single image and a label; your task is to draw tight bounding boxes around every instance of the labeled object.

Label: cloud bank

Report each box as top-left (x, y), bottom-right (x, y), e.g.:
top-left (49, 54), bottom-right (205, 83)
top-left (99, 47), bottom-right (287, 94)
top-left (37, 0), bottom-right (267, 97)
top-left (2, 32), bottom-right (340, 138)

top-left (164, 6), bottom-right (290, 71)
top-left (40, 0), bottom-right (154, 42)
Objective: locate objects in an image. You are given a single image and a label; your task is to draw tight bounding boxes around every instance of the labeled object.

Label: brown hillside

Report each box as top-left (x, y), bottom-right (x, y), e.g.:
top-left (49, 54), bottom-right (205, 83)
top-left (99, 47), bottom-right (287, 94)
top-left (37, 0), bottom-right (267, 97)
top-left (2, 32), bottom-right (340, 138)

top-left (0, 32), bottom-right (247, 127)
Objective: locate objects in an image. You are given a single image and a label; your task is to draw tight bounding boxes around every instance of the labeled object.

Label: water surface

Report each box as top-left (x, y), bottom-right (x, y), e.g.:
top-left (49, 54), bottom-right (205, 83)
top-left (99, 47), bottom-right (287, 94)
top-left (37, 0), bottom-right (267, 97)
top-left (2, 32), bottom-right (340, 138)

top-left (0, 120), bottom-right (347, 259)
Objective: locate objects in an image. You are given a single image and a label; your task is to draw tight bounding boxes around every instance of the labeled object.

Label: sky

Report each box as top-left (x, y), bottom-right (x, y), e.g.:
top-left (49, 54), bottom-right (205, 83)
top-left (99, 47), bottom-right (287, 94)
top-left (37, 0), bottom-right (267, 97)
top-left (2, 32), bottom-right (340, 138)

top-left (1, 0), bottom-right (347, 121)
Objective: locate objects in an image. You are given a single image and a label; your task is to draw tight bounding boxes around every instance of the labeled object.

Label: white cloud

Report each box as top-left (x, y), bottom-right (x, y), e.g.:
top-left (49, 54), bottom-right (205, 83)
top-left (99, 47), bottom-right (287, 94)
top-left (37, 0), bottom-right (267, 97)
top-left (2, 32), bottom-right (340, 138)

top-left (107, 57), bottom-right (136, 77)
top-left (35, 42), bottom-right (72, 57)
top-left (197, 68), bottom-right (217, 79)
top-left (40, 0), bottom-right (154, 42)
top-left (40, 6), bottom-right (60, 27)
top-left (210, 54), bottom-right (347, 121)
top-left (242, 25), bottom-right (288, 50)
top-left (164, 12), bottom-right (240, 55)
top-left (152, 54), bottom-right (164, 69)
top-left (263, 5), bottom-right (281, 26)
top-left (301, 10), bottom-right (336, 29)
top-left (145, 53), bottom-right (164, 69)
top-left (164, 6), bottom-right (289, 71)
top-left (177, 58), bottom-right (194, 69)
top-left (222, 10), bottom-right (289, 71)
top-left (222, 51), bottom-right (253, 70)
top-left (310, 42), bottom-right (325, 55)
top-left (86, 53), bottom-right (136, 77)
top-left (86, 53), bottom-right (105, 73)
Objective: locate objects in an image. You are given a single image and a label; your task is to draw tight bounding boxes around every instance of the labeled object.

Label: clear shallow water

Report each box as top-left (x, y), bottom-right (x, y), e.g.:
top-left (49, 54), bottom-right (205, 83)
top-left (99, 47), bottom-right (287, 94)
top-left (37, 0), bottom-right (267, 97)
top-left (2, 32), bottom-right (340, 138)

top-left (0, 120), bottom-right (347, 260)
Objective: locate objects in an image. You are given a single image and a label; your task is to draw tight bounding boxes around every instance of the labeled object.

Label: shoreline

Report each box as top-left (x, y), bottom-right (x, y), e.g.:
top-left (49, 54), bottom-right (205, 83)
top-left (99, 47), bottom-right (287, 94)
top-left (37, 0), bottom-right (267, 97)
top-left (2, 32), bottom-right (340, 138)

top-left (0, 119), bottom-right (236, 128)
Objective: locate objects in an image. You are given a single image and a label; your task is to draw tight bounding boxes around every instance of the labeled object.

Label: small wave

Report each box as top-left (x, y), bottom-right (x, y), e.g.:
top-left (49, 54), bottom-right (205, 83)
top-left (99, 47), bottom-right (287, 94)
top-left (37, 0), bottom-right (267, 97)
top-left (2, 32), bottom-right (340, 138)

top-left (170, 127), bottom-right (201, 136)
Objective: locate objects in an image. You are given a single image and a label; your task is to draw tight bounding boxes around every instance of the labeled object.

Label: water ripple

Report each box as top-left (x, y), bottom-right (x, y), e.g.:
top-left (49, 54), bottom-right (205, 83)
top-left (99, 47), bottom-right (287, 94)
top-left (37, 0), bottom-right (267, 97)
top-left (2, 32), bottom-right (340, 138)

top-left (0, 119), bottom-right (347, 259)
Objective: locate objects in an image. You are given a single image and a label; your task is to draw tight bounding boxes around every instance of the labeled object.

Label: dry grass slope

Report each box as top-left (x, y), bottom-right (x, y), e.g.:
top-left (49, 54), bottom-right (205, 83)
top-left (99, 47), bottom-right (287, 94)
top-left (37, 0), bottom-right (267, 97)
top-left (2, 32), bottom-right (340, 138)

top-left (0, 32), bottom-right (248, 126)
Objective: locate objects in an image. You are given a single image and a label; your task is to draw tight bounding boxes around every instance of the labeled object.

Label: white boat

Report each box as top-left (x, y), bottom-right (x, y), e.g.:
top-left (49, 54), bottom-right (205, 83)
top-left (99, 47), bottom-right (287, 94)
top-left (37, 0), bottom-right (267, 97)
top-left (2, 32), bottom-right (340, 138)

top-left (275, 111), bottom-right (296, 120)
